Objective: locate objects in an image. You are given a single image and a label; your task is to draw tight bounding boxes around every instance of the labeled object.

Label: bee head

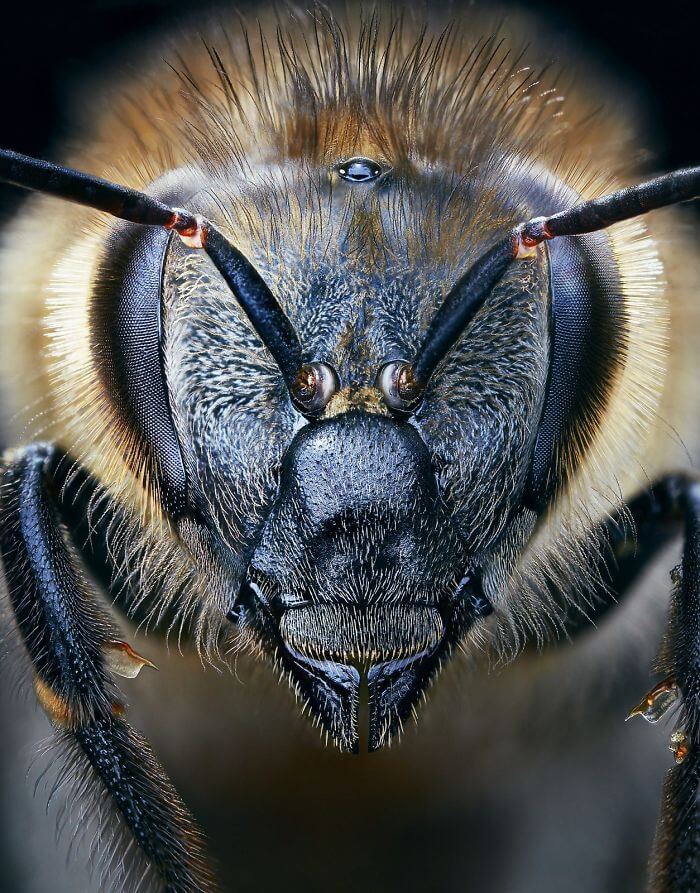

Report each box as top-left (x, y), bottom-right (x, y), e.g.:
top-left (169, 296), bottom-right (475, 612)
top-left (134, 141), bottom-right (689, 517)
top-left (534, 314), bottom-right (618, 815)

top-left (151, 165), bottom-right (559, 750)
top-left (2, 131), bottom-right (671, 750)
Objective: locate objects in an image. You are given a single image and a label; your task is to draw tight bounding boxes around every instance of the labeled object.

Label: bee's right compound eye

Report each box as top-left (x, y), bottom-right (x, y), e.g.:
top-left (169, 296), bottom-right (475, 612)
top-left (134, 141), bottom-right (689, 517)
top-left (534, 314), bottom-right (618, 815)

top-left (290, 362), bottom-right (339, 416)
top-left (376, 361), bottom-right (424, 415)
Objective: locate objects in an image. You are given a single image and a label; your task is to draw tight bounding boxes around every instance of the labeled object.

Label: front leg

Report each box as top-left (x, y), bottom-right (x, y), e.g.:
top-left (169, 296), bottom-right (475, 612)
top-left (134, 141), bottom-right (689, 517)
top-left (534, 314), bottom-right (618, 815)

top-left (0, 443), bottom-right (218, 893)
top-left (642, 478), bottom-right (700, 893)
top-left (542, 475), bottom-right (699, 890)
top-left (574, 475), bottom-right (700, 891)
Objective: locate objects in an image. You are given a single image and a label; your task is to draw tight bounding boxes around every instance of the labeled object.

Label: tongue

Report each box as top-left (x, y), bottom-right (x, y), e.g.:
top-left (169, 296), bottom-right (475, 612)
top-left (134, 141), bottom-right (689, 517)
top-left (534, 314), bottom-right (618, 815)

top-left (277, 604), bottom-right (447, 752)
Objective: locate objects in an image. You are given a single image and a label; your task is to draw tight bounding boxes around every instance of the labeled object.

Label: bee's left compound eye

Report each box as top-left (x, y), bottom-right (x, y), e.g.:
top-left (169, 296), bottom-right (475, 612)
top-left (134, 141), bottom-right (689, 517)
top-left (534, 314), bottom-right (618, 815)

top-left (376, 361), bottom-right (424, 415)
top-left (290, 362), bottom-right (339, 416)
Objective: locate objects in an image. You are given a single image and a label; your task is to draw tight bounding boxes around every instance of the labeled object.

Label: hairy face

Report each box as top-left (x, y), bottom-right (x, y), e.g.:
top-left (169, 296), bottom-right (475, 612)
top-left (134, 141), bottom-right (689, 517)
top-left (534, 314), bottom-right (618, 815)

top-left (160, 165), bottom-right (550, 749)
top-left (62, 3), bottom-right (636, 751)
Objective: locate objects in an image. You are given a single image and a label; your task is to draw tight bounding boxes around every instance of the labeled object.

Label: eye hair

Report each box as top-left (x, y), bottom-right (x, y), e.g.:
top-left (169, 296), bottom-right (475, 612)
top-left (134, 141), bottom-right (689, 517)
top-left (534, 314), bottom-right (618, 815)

top-left (0, 146), bottom-right (697, 412)
top-left (410, 166), bottom-right (700, 389)
top-left (0, 148), bottom-right (305, 396)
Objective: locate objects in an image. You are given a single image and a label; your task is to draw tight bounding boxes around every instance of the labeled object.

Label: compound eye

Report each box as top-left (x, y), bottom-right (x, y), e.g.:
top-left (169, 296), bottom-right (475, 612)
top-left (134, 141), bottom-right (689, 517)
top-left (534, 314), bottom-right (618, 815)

top-left (376, 361), bottom-right (423, 415)
top-left (290, 362), bottom-right (339, 416)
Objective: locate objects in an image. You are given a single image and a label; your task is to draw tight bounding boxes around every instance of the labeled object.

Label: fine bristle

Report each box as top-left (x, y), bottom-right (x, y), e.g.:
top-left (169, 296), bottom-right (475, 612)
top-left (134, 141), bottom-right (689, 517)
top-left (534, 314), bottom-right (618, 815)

top-left (0, 1), bottom-right (697, 673)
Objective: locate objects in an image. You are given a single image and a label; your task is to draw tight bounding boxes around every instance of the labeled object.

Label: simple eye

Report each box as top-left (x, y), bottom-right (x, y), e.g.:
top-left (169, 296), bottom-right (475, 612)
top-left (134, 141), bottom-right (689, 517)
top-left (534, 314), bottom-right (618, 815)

top-left (335, 156), bottom-right (383, 183)
top-left (376, 361), bottom-right (423, 414)
top-left (290, 362), bottom-right (339, 416)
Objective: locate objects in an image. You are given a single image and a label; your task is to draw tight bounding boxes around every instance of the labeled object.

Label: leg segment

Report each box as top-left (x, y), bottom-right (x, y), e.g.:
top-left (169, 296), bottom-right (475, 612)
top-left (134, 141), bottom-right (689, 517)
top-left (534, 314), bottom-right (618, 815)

top-left (557, 474), bottom-right (700, 891)
top-left (646, 478), bottom-right (700, 892)
top-left (47, 450), bottom-right (178, 634)
top-left (0, 443), bottom-right (218, 893)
